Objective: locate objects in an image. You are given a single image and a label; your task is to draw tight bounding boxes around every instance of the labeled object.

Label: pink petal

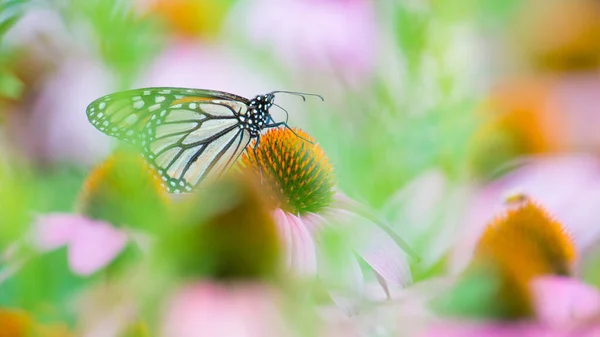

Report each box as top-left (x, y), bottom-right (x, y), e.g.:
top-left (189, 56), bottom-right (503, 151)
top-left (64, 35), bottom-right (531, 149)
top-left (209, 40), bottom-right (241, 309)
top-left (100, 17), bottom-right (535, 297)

top-left (418, 321), bottom-right (556, 337)
top-left (284, 213), bottom-right (317, 276)
top-left (161, 283), bottom-right (284, 337)
top-left (531, 276), bottom-right (600, 326)
top-left (68, 218), bottom-right (128, 276)
top-left (162, 283), bottom-right (230, 337)
top-left (32, 213), bottom-right (88, 250)
top-left (300, 212), bottom-right (327, 235)
top-left (273, 209), bottom-right (293, 270)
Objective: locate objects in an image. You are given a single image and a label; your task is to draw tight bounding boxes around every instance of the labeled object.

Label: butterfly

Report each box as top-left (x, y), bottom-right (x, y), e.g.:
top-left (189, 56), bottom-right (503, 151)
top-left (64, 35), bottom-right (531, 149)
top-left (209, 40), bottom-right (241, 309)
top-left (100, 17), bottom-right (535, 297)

top-left (86, 87), bottom-right (322, 193)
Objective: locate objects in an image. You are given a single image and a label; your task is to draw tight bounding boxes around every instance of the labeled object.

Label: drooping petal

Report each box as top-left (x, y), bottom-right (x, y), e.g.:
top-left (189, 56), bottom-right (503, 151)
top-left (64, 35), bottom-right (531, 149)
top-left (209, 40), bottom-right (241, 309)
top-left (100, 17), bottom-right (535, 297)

top-left (282, 212), bottom-right (317, 276)
top-left (334, 208), bottom-right (412, 288)
top-left (531, 276), bottom-right (600, 326)
top-left (68, 218), bottom-right (128, 276)
top-left (32, 213), bottom-right (86, 250)
top-left (333, 192), bottom-right (419, 261)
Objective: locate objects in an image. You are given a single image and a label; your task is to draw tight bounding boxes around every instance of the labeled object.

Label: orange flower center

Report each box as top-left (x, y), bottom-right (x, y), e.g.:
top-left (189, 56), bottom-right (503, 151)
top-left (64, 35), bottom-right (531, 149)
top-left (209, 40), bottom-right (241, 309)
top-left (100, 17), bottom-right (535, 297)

top-left (240, 128), bottom-right (335, 215)
top-left (470, 196), bottom-right (576, 318)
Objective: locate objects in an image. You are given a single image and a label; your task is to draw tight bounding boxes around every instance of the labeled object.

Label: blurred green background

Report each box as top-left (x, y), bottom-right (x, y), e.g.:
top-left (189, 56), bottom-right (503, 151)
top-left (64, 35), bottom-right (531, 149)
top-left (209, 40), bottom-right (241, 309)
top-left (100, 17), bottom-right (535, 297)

top-left (2, 0), bottom-right (600, 333)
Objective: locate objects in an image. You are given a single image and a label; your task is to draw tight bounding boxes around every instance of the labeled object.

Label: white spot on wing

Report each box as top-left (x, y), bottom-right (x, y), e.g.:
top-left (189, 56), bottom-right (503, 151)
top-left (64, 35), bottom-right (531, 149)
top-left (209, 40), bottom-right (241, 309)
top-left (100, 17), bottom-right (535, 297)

top-left (123, 114), bottom-right (138, 126)
top-left (133, 100), bottom-right (145, 109)
top-left (149, 104), bottom-right (161, 112)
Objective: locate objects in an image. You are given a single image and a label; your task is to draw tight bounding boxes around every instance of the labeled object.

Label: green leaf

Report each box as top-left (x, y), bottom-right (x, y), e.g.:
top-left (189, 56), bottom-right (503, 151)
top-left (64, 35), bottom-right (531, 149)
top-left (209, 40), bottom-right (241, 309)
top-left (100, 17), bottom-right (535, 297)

top-left (0, 14), bottom-right (19, 39)
top-left (0, 69), bottom-right (23, 99)
top-left (394, 5), bottom-right (429, 74)
top-left (431, 269), bottom-right (503, 318)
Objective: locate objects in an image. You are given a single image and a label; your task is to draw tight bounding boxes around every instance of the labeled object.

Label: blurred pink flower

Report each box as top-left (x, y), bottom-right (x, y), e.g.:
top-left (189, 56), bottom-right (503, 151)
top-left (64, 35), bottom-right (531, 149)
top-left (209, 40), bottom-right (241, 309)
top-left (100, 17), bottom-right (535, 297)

top-left (418, 276), bottom-right (600, 337)
top-left (3, 9), bottom-right (112, 166)
top-left (32, 213), bottom-right (128, 276)
top-left (161, 282), bottom-right (288, 337)
top-left (554, 74), bottom-right (600, 154)
top-left (229, 0), bottom-right (378, 87)
top-left (451, 155), bottom-right (600, 273)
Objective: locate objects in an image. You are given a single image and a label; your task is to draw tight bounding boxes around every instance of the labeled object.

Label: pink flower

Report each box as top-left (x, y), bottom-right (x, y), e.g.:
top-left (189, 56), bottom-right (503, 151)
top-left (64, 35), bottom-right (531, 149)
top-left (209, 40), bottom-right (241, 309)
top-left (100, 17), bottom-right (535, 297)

top-left (240, 128), bottom-right (413, 309)
top-left (3, 9), bottom-right (112, 166)
top-left (32, 213), bottom-right (128, 276)
top-left (451, 155), bottom-right (600, 273)
top-left (161, 282), bottom-right (288, 337)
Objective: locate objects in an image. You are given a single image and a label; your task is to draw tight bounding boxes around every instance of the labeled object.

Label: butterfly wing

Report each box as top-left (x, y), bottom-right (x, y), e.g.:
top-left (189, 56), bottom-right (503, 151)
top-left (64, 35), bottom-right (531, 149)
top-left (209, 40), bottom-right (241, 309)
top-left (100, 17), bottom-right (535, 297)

top-left (86, 87), bottom-right (253, 192)
top-left (86, 87), bottom-right (249, 143)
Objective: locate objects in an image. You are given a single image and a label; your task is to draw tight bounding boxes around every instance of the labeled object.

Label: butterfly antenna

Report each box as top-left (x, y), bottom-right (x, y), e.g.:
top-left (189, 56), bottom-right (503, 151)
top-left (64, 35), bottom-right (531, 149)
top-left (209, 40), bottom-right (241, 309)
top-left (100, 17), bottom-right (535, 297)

top-left (269, 91), bottom-right (324, 102)
top-left (273, 103), bottom-right (290, 124)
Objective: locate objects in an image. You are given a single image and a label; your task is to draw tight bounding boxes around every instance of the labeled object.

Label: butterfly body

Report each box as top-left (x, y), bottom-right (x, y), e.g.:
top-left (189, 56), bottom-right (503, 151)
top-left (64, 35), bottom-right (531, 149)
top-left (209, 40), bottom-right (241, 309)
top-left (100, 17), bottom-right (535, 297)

top-left (241, 93), bottom-right (275, 137)
top-left (86, 87), bottom-right (282, 193)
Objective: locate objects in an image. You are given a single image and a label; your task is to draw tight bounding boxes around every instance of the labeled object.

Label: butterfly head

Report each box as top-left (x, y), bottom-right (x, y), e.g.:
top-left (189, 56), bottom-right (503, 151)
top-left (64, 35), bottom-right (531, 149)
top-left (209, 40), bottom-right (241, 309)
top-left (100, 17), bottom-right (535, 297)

top-left (249, 94), bottom-right (275, 111)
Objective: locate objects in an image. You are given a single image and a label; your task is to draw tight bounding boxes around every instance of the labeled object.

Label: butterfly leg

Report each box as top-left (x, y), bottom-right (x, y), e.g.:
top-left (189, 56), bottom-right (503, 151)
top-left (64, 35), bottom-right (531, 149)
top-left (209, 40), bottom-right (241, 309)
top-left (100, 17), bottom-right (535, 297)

top-left (265, 122), bottom-right (314, 145)
top-left (252, 136), bottom-right (265, 184)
